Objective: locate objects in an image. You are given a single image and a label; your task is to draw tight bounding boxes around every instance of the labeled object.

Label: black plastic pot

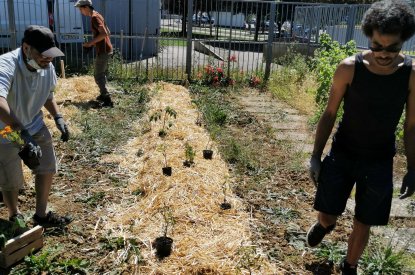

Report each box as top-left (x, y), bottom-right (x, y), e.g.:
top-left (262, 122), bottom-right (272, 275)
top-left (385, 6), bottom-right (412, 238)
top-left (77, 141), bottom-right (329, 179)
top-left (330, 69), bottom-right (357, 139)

top-left (183, 160), bottom-right (194, 167)
top-left (158, 130), bottom-right (167, 137)
top-left (162, 167), bottom-right (172, 176)
top-left (203, 149), bottom-right (213, 159)
top-left (220, 201), bottom-right (232, 210)
top-left (152, 236), bottom-right (173, 259)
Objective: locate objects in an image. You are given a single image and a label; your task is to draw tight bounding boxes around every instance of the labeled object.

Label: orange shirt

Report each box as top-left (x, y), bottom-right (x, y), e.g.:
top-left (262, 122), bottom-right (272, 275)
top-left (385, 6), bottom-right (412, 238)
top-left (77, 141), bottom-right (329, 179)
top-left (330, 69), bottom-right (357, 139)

top-left (91, 11), bottom-right (112, 55)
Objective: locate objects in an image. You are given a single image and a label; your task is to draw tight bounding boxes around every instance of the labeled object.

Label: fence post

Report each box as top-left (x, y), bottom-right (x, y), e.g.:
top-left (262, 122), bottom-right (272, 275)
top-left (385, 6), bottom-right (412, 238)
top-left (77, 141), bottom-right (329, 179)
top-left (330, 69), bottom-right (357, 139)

top-left (345, 6), bottom-right (357, 43)
top-left (227, 1), bottom-right (234, 78)
top-left (186, 0), bottom-right (193, 82)
top-left (55, 0), bottom-right (61, 44)
top-left (7, 0), bottom-right (17, 49)
top-left (265, 2), bottom-right (276, 81)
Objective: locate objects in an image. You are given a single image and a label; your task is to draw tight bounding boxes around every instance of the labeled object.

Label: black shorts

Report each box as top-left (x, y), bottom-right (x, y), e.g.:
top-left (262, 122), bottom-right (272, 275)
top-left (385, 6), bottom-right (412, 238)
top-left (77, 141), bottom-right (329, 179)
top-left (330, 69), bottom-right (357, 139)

top-left (313, 151), bottom-right (393, 225)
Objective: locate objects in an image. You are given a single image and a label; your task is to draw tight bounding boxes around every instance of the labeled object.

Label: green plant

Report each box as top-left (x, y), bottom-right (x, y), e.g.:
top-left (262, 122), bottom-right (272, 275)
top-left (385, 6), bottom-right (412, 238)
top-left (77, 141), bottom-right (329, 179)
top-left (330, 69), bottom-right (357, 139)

top-left (268, 50), bottom-right (316, 115)
top-left (159, 204), bottom-right (175, 237)
top-left (272, 207), bottom-right (300, 222)
top-left (158, 143), bottom-right (169, 167)
top-left (0, 217), bottom-right (26, 249)
top-left (75, 191), bottom-right (106, 207)
top-left (311, 33), bottom-right (356, 124)
top-left (205, 125), bottom-right (219, 150)
top-left (149, 106), bottom-right (177, 137)
top-left (314, 242), bottom-right (346, 266)
top-left (184, 142), bottom-right (196, 164)
top-left (57, 258), bottom-right (89, 274)
top-left (21, 249), bottom-right (55, 274)
top-left (236, 245), bottom-right (263, 275)
top-left (360, 242), bottom-right (406, 274)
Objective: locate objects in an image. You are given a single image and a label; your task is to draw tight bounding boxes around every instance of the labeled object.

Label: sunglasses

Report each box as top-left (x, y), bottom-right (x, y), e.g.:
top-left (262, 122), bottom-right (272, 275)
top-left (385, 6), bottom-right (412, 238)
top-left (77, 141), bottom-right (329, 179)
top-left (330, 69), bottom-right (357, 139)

top-left (369, 45), bottom-right (402, 53)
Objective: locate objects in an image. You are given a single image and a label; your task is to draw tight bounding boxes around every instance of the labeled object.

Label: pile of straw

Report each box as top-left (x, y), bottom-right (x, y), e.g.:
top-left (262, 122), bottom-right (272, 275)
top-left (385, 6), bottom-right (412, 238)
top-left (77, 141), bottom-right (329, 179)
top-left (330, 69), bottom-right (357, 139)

top-left (100, 82), bottom-right (280, 273)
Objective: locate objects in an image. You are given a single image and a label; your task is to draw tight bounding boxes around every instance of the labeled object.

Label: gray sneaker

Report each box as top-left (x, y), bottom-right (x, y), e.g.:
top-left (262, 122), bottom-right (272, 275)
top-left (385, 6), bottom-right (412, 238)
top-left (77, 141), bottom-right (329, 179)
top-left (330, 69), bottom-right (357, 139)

top-left (306, 222), bottom-right (335, 247)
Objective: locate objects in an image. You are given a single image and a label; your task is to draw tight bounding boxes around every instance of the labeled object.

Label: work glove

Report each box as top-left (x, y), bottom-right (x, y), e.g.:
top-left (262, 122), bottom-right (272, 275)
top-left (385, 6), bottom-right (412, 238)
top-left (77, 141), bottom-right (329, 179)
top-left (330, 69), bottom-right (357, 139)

top-left (18, 129), bottom-right (42, 169)
top-left (54, 114), bottom-right (69, 142)
top-left (399, 169), bottom-right (415, 199)
top-left (309, 155), bottom-right (322, 187)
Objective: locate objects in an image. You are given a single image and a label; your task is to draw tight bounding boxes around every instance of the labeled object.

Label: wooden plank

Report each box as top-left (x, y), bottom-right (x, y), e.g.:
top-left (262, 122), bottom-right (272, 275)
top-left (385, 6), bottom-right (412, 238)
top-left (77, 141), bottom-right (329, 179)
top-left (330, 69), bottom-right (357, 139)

top-left (0, 237), bottom-right (43, 268)
top-left (2, 226), bottom-right (43, 255)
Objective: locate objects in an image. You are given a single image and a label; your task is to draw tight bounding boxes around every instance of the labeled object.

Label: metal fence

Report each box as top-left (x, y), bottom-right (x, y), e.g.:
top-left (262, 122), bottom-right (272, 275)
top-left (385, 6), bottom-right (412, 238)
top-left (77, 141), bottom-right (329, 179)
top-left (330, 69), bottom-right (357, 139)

top-left (1, 1), bottom-right (415, 81)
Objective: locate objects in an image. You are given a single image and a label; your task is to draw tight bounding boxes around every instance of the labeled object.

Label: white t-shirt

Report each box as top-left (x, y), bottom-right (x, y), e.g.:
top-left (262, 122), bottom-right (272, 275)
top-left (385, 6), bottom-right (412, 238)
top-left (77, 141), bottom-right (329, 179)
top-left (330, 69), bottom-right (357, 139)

top-left (0, 48), bottom-right (57, 143)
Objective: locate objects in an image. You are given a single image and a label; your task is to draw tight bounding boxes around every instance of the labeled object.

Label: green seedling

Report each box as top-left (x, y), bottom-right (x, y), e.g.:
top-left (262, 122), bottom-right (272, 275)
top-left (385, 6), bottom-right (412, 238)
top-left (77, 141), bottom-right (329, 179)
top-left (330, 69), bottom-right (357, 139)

top-left (149, 106), bottom-right (177, 137)
top-left (184, 142), bottom-right (196, 166)
top-left (236, 245), bottom-right (263, 275)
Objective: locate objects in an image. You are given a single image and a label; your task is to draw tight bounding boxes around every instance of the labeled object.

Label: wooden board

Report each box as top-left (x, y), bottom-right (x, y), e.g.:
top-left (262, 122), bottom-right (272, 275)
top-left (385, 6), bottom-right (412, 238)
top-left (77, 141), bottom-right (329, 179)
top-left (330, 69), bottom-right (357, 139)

top-left (0, 225), bottom-right (44, 268)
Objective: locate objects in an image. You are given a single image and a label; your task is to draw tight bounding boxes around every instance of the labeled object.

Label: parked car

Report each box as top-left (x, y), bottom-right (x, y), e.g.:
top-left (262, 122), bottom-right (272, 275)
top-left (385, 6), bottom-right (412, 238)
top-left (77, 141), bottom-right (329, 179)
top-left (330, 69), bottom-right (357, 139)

top-left (192, 14), bottom-right (215, 25)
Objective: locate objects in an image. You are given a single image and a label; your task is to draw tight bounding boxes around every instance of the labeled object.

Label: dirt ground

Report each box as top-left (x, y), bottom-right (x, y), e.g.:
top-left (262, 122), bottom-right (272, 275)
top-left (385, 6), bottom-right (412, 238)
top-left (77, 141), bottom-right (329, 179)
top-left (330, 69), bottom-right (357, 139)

top-left (0, 78), bottom-right (413, 274)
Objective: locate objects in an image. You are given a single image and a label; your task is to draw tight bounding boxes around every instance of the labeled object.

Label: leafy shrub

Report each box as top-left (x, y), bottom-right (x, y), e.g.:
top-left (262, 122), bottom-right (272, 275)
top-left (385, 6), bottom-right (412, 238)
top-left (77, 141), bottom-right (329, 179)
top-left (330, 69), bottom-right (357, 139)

top-left (311, 33), bottom-right (356, 124)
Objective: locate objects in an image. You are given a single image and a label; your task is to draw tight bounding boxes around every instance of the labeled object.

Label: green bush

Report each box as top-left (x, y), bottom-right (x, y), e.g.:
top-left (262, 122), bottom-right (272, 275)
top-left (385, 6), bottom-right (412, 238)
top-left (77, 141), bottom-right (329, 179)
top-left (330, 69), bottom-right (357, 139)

top-left (311, 33), bottom-right (356, 124)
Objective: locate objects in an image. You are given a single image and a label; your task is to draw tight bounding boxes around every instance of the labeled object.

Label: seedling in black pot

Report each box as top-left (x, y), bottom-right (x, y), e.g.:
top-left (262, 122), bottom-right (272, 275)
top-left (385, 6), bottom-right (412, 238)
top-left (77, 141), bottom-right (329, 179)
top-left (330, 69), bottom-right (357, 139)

top-left (203, 126), bottom-right (218, 160)
top-left (152, 204), bottom-right (175, 259)
top-left (183, 142), bottom-right (196, 167)
top-left (149, 106), bottom-right (177, 137)
top-left (220, 181), bottom-right (232, 210)
top-left (158, 144), bottom-right (172, 176)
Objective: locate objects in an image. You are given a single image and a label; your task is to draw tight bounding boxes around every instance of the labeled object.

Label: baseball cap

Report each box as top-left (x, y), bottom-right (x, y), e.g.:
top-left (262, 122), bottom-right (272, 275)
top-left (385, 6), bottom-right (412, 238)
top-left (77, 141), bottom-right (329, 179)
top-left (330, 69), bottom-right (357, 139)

top-left (74, 0), bottom-right (92, 7)
top-left (22, 25), bottom-right (64, 58)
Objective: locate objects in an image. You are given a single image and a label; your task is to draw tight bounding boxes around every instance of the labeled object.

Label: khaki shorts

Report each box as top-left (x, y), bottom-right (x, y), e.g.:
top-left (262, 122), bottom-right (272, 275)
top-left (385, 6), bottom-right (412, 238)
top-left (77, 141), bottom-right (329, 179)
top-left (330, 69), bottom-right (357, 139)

top-left (0, 125), bottom-right (56, 191)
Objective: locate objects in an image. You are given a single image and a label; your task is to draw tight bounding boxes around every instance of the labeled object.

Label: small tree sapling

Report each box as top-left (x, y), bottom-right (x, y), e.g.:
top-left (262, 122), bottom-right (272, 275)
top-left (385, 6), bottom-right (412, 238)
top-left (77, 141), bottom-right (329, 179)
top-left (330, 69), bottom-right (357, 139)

top-left (149, 106), bottom-right (177, 137)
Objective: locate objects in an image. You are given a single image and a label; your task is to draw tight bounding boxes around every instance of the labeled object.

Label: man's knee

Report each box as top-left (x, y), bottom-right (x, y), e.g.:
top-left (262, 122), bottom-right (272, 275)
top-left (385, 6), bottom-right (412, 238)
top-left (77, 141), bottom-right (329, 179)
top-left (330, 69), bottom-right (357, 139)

top-left (353, 217), bottom-right (371, 232)
top-left (319, 212), bottom-right (338, 227)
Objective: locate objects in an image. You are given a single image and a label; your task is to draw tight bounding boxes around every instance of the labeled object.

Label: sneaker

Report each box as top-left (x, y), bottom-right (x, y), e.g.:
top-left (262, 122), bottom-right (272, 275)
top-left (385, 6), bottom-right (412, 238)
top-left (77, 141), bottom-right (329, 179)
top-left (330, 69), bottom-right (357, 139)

top-left (96, 94), bottom-right (114, 107)
top-left (340, 259), bottom-right (358, 275)
top-left (33, 211), bottom-right (72, 228)
top-left (306, 222), bottom-right (335, 247)
top-left (9, 213), bottom-right (24, 223)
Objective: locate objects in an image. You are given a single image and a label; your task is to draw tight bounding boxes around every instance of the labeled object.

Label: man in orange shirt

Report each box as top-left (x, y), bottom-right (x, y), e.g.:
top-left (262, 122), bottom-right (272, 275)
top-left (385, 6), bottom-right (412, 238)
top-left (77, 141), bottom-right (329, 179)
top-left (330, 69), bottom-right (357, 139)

top-left (75, 0), bottom-right (114, 107)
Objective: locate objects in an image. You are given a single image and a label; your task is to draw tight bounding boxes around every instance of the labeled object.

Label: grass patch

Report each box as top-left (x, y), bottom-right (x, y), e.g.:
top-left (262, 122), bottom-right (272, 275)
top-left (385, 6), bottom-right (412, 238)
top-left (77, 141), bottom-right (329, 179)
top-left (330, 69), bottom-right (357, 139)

top-left (268, 51), bottom-right (317, 116)
top-left (67, 85), bottom-right (150, 160)
top-left (160, 39), bottom-right (187, 47)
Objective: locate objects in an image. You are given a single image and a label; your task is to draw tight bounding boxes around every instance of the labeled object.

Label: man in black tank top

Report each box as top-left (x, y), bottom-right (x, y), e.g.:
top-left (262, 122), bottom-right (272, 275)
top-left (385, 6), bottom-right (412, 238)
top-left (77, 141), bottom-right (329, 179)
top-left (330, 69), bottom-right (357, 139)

top-left (306, 1), bottom-right (415, 274)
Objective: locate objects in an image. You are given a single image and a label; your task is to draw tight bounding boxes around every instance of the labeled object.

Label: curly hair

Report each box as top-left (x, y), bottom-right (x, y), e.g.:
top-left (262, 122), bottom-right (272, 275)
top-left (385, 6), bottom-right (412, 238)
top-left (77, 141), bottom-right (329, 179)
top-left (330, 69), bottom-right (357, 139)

top-left (362, 0), bottom-right (415, 41)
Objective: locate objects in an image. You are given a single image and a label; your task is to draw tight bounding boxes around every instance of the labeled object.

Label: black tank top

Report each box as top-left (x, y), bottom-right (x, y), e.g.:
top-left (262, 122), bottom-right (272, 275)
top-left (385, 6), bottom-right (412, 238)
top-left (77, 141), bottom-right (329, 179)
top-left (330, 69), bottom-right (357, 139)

top-left (332, 52), bottom-right (412, 159)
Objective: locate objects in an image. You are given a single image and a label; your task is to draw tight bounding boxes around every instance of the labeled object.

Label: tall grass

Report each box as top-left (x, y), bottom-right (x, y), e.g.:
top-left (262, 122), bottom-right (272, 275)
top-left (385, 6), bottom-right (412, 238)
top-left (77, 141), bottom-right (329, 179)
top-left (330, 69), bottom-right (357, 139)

top-left (268, 48), bottom-right (317, 115)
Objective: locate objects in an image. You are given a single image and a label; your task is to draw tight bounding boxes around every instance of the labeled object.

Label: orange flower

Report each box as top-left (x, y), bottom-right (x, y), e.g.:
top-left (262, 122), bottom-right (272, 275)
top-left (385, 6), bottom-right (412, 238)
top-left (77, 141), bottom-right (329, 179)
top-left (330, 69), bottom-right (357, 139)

top-left (4, 126), bottom-right (12, 133)
top-left (0, 126), bottom-right (24, 147)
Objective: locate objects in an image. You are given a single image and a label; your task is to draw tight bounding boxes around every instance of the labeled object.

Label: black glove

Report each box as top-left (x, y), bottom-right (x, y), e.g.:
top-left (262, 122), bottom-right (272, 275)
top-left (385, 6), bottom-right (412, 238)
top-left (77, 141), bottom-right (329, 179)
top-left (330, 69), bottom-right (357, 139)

top-left (399, 169), bottom-right (415, 199)
top-left (54, 114), bottom-right (69, 142)
top-left (309, 155), bottom-right (322, 187)
top-left (19, 129), bottom-right (42, 169)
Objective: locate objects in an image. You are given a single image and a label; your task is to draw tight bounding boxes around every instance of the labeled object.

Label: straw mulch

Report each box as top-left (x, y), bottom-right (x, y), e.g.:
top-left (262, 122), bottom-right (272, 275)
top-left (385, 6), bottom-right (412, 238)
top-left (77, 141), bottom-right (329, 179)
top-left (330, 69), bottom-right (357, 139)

top-left (98, 82), bottom-right (281, 274)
